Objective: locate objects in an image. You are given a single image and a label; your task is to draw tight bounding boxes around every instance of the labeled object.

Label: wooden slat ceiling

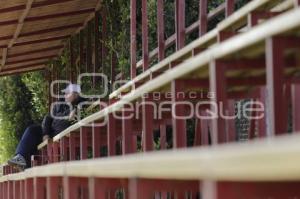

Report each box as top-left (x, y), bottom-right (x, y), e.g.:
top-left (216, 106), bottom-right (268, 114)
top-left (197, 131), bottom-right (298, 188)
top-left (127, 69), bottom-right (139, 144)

top-left (0, 0), bottom-right (102, 76)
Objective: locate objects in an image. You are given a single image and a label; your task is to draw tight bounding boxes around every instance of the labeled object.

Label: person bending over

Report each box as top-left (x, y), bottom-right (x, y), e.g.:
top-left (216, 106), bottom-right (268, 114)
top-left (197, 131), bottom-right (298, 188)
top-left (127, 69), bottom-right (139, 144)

top-left (7, 84), bottom-right (84, 170)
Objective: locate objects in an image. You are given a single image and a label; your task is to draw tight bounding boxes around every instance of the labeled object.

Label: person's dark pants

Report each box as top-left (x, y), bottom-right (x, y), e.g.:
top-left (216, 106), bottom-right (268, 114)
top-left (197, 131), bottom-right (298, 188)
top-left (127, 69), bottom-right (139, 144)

top-left (16, 124), bottom-right (43, 167)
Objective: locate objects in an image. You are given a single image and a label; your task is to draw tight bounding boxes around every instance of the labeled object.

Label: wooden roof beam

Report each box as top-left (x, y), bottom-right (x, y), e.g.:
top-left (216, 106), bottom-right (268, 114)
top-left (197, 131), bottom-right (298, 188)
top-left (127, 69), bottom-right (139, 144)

top-left (5, 54), bottom-right (57, 66)
top-left (7, 45), bottom-right (64, 58)
top-left (0, 8), bottom-right (94, 27)
top-left (2, 62), bottom-right (46, 72)
top-left (0, 0), bottom-right (76, 14)
top-left (0, 65), bottom-right (45, 77)
top-left (0, 23), bottom-right (83, 44)
top-left (1, 0), bottom-right (34, 70)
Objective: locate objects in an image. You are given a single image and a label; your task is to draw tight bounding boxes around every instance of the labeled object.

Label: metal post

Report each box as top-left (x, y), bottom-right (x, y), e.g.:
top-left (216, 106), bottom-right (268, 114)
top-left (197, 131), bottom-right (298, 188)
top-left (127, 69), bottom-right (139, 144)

top-left (69, 38), bottom-right (75, 83)
top-left (86, 21), bottom-right (92, 73)
top-left (129, 179), bottom-right (152, 199)
top-left (292, 84), bottom-right (300, 132)
top-left (101, 9), bottom-right (107, 72)
top-left (47, 177), bottom-right (61, 199)
top-left (13, 181), bottom-right (20, 199)
top-left (34, 178), bottom-right (45, 199)
top-left (142, 96), bottom-right (154, 151)
top-left (63, 177), bottom-right (79, 199)
top-left (52, 142), bottom-right (59, 162)
top-left (94, 11), bottom-right (100, 86)
top-left (88, 178), bottom-right (107, 199)
top-left (25, 179), bottom-right (33, 199)
top-left (130, 0), bottom-right (137, 78)
top-left (80, 126), bottom-right (89, 160)
top-left (79, 30), bottom-right (85, 75)
top-left (47, 143), bottom-right (53, 164)
top-left (92, 123), bottom-right (101, 158)
top-left (122, 105), bottom-right (134, 154)
top-left (265, 37), bottom-right (286, 135)
top-left (225, 0), bottom-right (235, 17)
top-left (60, 137), bottom-right (69, 161)
top-left (199, 0), bottom-right (208, 36)
top-left (175, 0), bottom-right (185, 50)
top-left (258, 87), bottom-right (267, 137)
top-left (142, 0), bottom-right (149, 71)
top-left (209, 61), bottom-right (227, 144)
top-left (108, 100), bottom-right (117, 156)
top-left (157, 0), bottom-right (165, 61)
top-left (171, 80), bottom-right (187, 148)
top-left (69, 133), bottom-right (77, 160)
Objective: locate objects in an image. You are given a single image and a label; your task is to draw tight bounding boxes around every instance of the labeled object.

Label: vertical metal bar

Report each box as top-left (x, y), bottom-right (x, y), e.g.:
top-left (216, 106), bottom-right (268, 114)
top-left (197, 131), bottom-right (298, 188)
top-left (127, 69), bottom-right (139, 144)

top-left (80, 30), bottom-right (85, 75)
top-left (69, 133), bottom-right (77, 160)
top-left (199, 0), bottom-right (208, 36)
top-left (3, 182), bottom-right (7, 199)
top-left (142, 97), bottom-right (154, 151)
top-left (194, 118), bottom-right (201, 146)
top-left (171, 80), bottom-right (187, 148)
top-left (8, 181), bottom-right (13, 199)
top-left (25, 179), bottom-right (33, 199)
top-left (130, 0), bottom-right (137, 78)
top-left (89, 178), bottom-right (107, 199)
top-left (111, 52), bottom-right (116, 88)
top-left (63, 177), bottom-right (79, 199)
top-left (0, 182), bottom-right (3, 199)
top-left (47, 177), bottom-right (61, 199)
top-left (80, 127), bottom-right (89, 160)
top-left (157, 0), bottom-right (165, 61)
top-left (160, 124), bottom-right (167, 149)
top-left (175, 0), bottom-right (185, 50)
top-left (13, 181), bottom-right (20, 199)
top-left (142, 0), bottom-right (149, 71)
top-left (47, 143), bottom-right (53, 164)
top-left (86, 21), bottom-right (92, 73)
top-left (248, 100), bottom-right (258, 139)
top-left (129, 179), bottom-right (152, 199)
top-left (292, 84), bottom-right (300, 132)
top-left (265, 37), bottom-right (286, 135)
top-left (60, 137), bottom-right (69, 161)
top-left (94, 11), bottom-right (100, 86)
top-left (122, 105), bottom-right (134, 154)
top-left (47, 69), bottom-right (52, 112)
top-left (108, 101), bottom-right (116, 156)
top-left (209, 61), bottom-right (227, 144)
top-left (20, 180), bottom-right (25, 199)
top-left (69, 38), bottom-right (75, 83)
top-left (92, 123), bottom-right (101, 158)
top-left (258, 86), bottom-right (267, 137)
top-left (34, 178), bottom-right (45, 199)
top-left (52, 142), bottom-right (59, 162)
top-left (225, 0), bottom-right (235, 17)
top-left (101, 9), bottom-right (107, 73)
top-left (227, 99), bottom-right (236, 142)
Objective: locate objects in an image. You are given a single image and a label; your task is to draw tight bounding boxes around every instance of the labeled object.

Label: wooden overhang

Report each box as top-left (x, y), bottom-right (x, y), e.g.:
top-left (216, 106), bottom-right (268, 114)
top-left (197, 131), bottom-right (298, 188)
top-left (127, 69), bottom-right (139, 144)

top-left (0, 0), bottom-right (102, 76)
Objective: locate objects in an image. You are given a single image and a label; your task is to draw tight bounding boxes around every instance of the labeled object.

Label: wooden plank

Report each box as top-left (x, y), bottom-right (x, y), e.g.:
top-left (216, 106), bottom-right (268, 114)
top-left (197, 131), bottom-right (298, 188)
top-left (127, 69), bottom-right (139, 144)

top-left (2, 132), bottom-right (300, 182)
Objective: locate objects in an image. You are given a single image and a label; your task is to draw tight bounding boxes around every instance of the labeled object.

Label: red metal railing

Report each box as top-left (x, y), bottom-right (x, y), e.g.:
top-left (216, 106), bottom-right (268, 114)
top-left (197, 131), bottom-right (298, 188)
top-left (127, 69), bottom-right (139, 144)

top-left (2, 0), bottom-right (300, 198)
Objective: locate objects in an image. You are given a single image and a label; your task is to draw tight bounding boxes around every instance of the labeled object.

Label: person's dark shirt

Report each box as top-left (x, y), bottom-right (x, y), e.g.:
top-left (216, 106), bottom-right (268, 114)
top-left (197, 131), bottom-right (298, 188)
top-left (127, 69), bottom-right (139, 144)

top-left (41, 97), bottom-right (86, 137)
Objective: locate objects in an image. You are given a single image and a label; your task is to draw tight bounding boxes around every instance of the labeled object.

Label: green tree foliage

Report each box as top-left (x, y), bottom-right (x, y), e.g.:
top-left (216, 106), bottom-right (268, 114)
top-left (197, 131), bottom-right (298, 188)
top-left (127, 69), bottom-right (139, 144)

top-left (0, 76), bottom-right (34, 162)
top-left (22, 71), bottom-right (48, 122)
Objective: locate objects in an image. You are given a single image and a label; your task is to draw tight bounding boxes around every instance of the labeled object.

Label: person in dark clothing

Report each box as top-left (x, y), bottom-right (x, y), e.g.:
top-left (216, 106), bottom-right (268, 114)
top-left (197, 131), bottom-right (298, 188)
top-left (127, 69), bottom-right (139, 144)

top-left (7, 84), bottom-right (84, 170)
